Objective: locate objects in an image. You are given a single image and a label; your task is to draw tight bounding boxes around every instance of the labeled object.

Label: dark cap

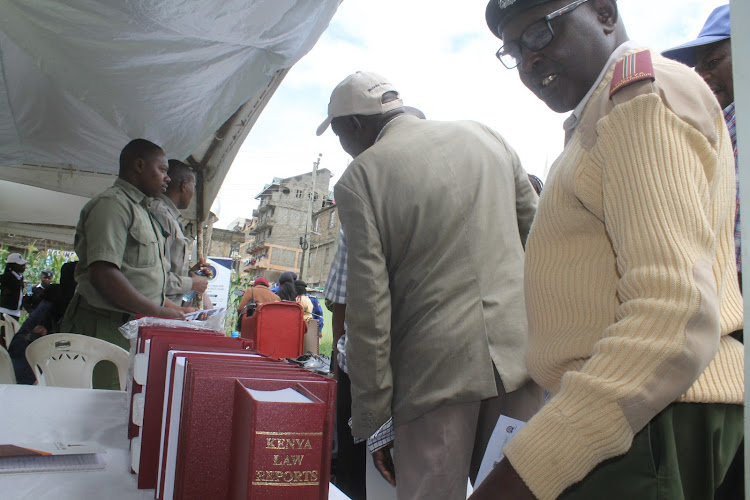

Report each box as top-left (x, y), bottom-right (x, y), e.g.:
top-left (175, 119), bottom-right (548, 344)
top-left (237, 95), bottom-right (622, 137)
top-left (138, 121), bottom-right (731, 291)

top-left (41, 269), bottom-right (53, 277)
top-left (486, 0), bottom-right (556, 39)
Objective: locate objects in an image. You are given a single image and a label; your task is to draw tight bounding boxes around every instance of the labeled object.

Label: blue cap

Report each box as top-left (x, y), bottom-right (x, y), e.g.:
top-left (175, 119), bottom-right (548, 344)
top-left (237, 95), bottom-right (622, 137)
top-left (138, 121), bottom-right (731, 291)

top-left (662, 5), bottom-right (730, 67)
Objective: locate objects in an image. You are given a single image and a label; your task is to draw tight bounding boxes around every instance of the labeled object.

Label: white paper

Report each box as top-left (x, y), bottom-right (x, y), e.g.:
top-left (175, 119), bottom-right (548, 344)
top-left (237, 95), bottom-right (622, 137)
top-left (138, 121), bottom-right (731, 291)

top-left (246, 387), bottom-right (312, 403)
top-left (183, 307), bottom-right (226, 321)
top-left (475, 415), bottom-right (526, 487)
top-left (132, 393), bottom-right (145, 427)
top-left (0, 453), bottom-right (105, 474)
top-left (133, 352), bottom-right (148, 386)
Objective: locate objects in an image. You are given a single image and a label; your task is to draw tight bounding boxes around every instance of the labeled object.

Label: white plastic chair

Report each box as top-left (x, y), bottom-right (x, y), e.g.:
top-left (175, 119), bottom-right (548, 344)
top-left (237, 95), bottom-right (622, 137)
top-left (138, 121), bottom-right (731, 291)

top-left (0, 314), bottom-right (19, 350)
top-left (0, 347), bottom-right (16, 384)
top-left (25, 333), bottom-right (129, 390)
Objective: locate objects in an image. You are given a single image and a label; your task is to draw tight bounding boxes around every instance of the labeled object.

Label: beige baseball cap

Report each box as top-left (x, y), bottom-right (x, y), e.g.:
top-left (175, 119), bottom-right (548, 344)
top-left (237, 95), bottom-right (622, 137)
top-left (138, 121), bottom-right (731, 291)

top-left (316, 71), bottom-right (404, 136)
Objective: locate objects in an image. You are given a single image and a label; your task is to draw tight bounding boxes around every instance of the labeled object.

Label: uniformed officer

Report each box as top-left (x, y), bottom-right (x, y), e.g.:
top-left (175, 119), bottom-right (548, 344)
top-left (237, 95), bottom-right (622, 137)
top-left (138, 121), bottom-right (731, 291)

top-left (23, 269), bottom-right (53, 314)
top-left (149, 159), bottom-right (211, 308)
top-left (61, 138), bottom-right (185, 389)
top-left (473, 1), bottom-right (743, 499)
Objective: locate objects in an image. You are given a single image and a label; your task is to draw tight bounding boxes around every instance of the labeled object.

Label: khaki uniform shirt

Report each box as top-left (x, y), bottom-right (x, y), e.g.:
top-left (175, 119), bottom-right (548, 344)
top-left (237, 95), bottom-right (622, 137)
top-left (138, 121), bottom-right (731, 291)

top-left (150, 194), bottom-right (192, 303)
top-left (73, 178), bottom-right (167, 313)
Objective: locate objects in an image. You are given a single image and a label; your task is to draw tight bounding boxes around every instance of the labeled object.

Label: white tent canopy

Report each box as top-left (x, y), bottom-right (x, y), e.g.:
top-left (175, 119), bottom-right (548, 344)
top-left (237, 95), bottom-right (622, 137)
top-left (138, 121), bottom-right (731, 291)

top-left (0, 0), bottom-right (339, 243)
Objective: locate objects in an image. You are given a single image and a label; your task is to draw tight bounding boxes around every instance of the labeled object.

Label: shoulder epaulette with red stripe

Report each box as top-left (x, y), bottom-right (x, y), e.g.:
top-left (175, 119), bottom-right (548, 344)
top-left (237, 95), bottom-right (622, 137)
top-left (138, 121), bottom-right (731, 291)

top-left (609, 50), bottom-right (655, 99)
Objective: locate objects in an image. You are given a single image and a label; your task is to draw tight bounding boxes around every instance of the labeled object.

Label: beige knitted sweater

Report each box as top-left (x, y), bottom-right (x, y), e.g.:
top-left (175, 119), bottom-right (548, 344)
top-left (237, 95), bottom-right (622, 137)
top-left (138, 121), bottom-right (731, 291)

top-left (504, 50), bottom-right (744, 500)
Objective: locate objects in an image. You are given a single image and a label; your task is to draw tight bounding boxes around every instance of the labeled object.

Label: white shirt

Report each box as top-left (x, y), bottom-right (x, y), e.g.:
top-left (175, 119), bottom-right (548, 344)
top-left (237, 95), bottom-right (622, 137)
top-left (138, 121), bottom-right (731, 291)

top-left (563, 40), bottom-right (642, 134)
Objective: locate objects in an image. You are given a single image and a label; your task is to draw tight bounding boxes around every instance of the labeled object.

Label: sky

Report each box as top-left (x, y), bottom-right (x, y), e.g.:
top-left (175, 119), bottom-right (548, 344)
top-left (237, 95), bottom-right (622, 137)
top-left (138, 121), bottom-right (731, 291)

top-left (214, 0), bottom-right (727, 229)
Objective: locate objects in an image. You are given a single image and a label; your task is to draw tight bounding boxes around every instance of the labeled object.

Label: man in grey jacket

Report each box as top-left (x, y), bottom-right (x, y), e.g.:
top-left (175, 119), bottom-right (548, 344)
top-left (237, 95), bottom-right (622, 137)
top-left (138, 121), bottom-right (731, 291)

top-left (317, 71), bottom-right (543, 499)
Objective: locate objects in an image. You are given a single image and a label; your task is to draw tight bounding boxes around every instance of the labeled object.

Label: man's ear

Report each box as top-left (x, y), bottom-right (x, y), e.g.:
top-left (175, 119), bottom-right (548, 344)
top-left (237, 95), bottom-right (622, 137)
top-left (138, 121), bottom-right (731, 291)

top-left (132, 157), bottom-right (145, 174)
top-left (347, 115), bottom-right (362, 132)
top-left (593, 0), bottom-right (618, 30)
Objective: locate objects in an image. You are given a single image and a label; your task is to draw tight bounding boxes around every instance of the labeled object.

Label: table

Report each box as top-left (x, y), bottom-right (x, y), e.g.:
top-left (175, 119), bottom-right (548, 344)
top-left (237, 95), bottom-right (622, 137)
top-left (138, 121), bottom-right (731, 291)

top-left (0, 384), bottom-right (349, 499)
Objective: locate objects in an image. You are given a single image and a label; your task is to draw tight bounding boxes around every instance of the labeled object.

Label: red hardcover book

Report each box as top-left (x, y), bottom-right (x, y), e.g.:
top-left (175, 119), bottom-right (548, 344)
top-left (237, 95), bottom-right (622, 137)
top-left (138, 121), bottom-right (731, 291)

top-left (156, 350), bottom-right (275, 500)
top-left (129, 326), bottom-right (221, 440)
top-left (170, 359), bottom-right (335, 500)
top-left (137, 334), bottom-right (253, 489)
top-left (240, 301), bottom-right (306, 359)
top-left (229, 380), bottom-right (327, 500)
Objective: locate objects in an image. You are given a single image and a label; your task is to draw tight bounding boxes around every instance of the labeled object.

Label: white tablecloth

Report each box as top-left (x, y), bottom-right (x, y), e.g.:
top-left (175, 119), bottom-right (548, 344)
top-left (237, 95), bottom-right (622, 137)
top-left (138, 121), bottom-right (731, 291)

top-left (0, 384), bottom-right (349, 499)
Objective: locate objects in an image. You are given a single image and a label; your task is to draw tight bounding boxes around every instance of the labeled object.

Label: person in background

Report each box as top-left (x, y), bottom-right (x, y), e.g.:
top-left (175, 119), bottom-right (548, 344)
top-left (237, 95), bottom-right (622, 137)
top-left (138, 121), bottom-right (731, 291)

top-left (294, 279), bottom-right (314, 322)
top-left (149, 159), bottom-right (211, 308)
top-left (236, 276), bottom-right (280, 313)
top-left (309, 293), bottom-right (324, 334)
top-left (10, 283), bottom-right (68, 384)
top-left (662, 5), bottom-right (739, 289)
top-left (58, 260), bottom-right (78, 314)
top-left (61, 139), bottom-right (186, 389)
top-left (324, 226), bottom-right (367, 500)
top-left (474, 1), bottom-right (743, 498)
top-left (663, 7), bottom-right (743, 498)
top-left (527, 174), bottom-right (544, 196)
top-left (320, 70), bottom-right (542, 499)
top-left (0, 253), bottom-right (27, 322)
top-left (275, 271), bottom-right (299, 301)
top-left (24, 269), bottom-right (53, 314)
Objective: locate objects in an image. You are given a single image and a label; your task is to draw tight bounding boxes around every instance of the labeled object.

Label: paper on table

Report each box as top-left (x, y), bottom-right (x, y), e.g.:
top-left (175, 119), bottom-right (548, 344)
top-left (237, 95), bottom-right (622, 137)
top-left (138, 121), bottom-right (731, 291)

top-left (0, 452), bottom-right (105, 474)
top-left (475, 415), bottom-right (526, 487)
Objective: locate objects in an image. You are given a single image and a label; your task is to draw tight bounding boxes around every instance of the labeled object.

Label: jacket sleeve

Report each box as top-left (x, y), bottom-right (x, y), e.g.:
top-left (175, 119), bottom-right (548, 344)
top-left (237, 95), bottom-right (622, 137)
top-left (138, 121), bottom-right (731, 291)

top-left (165, 272), bottom-right (192, 297)
top-left (504, 95), bottom-right (733, 499)
top-left (484, 125), bottom-right (538, 248)
top-left (334, 181), bottom-right (393, 439)
top-left (511, 150), bottom-right (538, 248)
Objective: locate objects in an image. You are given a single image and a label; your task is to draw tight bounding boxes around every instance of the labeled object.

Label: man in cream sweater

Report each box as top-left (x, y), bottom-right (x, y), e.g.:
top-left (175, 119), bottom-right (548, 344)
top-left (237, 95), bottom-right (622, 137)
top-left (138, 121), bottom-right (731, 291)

top-left (474, 1), bottom-right (744, 499)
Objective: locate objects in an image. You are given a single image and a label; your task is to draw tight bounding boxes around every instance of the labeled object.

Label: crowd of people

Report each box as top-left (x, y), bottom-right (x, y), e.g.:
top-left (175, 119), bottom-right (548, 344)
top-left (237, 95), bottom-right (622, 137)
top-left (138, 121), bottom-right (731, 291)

top-left (318, 2), bottom-right (743, 500)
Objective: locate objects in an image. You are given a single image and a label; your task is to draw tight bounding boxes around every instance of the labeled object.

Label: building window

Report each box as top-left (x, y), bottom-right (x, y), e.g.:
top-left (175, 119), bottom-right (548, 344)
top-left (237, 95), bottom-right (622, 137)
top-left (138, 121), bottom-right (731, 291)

top-left (295, 189), bottom-right (303, 198)
top-left (329, 211), bottom-right (336, 229)
top-left (267, 228), bottom-right (272, 237)
top-left (314, 218), bottom-right (319, 232)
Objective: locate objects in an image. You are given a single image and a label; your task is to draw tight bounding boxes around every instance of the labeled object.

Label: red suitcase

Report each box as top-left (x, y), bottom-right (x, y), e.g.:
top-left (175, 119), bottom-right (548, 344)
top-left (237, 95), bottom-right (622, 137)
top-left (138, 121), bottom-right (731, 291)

top-left (240, 301), bottom-right (305, 359)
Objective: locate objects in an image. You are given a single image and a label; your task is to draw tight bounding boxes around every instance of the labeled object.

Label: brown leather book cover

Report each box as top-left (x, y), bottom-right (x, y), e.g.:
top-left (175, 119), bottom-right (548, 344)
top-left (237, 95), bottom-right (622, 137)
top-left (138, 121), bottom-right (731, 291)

top-left (171, 359), bottom-right (335, 500)
top-left (136, 334), bottom-right (253, 489)
top-left (229, 381), bottom-right (327, 500)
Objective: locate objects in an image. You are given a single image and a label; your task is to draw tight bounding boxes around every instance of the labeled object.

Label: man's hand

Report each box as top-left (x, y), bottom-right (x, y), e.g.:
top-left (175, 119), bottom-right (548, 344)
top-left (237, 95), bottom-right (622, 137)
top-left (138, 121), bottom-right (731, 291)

top-left (190, 260), bottom-right (213, 277)
top-left (469, 459), bottom-right (535, 500)
top-left (190, 274), bottom-right (209, 293)
top-left (372, 444), bottom-right (396, 487)
top-left (157, 306), bottom-right (185, 320)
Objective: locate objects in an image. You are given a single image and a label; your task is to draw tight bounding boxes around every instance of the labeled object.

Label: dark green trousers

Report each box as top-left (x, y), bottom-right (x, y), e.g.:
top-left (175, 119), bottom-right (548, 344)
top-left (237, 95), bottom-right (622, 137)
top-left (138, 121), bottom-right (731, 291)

top-left (559, 403), bottom-right (743, 500)
top-left (60, 293), bottom-right (130, 390)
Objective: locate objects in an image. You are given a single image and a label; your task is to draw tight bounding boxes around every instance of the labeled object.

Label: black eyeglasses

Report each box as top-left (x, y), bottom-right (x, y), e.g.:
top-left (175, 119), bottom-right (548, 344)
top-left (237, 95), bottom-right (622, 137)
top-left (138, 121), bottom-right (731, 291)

top-left (496, 0), bottom-right (590, 69)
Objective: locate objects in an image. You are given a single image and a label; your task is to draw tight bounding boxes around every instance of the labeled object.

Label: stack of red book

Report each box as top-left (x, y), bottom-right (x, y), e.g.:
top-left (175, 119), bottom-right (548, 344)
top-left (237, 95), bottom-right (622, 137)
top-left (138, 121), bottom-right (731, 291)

top-left (128, 324), bottom-right (336, 500)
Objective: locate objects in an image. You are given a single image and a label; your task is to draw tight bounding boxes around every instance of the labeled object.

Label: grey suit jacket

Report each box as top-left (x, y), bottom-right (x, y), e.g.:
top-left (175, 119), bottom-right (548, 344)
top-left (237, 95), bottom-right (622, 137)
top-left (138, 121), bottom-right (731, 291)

top-left (335, 115), bottom-right (538, 438)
